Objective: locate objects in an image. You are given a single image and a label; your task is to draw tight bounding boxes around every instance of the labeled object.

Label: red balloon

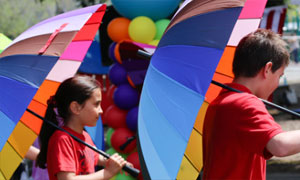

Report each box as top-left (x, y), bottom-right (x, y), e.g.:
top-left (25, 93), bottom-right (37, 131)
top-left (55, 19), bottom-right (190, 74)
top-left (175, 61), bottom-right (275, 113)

top-left (127, 152), bottom-right (143, 180)
top-left (127, 151), bottom-right (140, 170)
top-left (111, 128), bottom-right (136, 154)
top-left (106, 84), bottom-right (117, 102)
top-left (103, 104), bottom-right (128, 129)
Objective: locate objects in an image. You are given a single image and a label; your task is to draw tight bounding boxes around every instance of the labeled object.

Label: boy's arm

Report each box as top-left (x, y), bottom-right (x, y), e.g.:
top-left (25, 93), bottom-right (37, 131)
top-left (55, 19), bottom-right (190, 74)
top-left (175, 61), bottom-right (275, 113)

top-left (267, 130), bottom-right (300, 157)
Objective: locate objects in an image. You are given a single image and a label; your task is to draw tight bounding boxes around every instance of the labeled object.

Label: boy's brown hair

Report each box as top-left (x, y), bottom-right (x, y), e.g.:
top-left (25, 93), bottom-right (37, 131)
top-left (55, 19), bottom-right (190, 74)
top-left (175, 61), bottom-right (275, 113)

top-left (233, 28), bottom-right (289, 78)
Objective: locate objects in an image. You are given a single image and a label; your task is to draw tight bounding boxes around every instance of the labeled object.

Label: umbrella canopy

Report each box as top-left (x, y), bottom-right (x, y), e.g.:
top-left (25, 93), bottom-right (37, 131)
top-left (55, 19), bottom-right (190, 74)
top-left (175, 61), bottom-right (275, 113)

top-left (78, 31), bottom-right (110, 74)
top-left (0, 4), bottom-right (106, 179)
top-left (0, 33), bottom-right (12, 54)
top-left (137, 0), bottom-right (267, 179)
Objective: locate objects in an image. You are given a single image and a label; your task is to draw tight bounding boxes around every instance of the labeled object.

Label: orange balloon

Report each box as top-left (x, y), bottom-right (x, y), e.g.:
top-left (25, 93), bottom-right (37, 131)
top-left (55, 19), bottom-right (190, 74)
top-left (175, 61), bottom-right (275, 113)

top-left (107, 17), bottom-right (131, 42)
top-left (114, 42), bottom-right (122, 64)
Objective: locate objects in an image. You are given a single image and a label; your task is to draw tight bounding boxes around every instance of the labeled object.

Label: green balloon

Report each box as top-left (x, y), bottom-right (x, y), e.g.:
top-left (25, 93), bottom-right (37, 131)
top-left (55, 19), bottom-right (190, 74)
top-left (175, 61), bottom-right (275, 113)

top-left (120, 152), bottom-right (128, 159)
top-left (106, 147), bottom-right (117, 155)
top-left (106, 128), bottom-right (115, 147)
top-left (106, 147), bottom-right (128, 159)
top-left (115, 173), bottom-right (136, 180)
top-left (154, 19), bottom-right (170, 40)
top-left (110, 175), bottom-right (117, 180)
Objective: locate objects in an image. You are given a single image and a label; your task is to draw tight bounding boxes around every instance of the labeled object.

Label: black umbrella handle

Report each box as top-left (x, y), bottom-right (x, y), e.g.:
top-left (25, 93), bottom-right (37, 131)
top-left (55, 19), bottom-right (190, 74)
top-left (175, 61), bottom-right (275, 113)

top-left (26, 108), bottom-right (140, 177)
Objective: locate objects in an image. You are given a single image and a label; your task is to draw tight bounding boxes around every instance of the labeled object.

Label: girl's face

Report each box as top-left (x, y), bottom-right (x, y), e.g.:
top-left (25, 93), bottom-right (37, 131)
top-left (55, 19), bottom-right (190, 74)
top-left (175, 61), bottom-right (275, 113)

top-left (78, 88), bottom-right (103, 127)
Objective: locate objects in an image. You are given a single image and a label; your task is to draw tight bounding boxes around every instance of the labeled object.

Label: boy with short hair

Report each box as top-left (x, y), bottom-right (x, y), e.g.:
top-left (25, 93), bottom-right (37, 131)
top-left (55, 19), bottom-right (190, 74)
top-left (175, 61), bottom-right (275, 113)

top-left (202, 29), bottom-right (295, 180)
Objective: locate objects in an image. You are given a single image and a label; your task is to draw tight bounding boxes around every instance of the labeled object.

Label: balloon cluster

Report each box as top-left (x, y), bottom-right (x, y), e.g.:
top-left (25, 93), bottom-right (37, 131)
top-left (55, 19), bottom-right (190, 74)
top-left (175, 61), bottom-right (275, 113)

top-left (103, 1), bottom-right (181, 179)
top-left (107, 12), bottom-right (171, 46)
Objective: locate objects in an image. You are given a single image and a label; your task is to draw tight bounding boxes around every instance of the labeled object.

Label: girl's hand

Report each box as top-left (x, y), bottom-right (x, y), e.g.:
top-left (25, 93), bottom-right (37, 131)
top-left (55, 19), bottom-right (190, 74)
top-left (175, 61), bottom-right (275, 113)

top-left (105, 153), bottom-right (126, 176)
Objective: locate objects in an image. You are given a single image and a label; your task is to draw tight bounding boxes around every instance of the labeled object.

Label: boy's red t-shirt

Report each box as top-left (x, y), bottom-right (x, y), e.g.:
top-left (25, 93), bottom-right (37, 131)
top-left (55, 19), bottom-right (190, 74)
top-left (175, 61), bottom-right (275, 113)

top-left (203, 83), bottom-right (283, 180)
top-left (47, 126), bottom-right (99, 180)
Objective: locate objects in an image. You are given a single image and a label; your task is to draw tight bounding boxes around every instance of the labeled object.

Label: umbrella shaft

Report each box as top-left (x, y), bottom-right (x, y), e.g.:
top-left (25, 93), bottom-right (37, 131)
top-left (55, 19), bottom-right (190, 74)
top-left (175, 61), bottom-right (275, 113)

top-left (211, 80), bottom-right (300, 118)
top-left (25, 108), bottom-right (140, 177)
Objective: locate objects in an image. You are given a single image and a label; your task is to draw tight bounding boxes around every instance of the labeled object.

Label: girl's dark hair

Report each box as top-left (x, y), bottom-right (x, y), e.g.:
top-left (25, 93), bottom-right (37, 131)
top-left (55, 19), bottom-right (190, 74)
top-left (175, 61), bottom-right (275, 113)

top-left (233, 28), bottom-right (290, 78)
top-left (36, 75), bottom-right (100, 168)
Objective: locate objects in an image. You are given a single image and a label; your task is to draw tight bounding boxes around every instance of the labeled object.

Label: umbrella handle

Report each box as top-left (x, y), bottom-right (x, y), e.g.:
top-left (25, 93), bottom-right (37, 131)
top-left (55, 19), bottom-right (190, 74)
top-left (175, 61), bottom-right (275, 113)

top-left (26, 108), bottom-right (140, 178)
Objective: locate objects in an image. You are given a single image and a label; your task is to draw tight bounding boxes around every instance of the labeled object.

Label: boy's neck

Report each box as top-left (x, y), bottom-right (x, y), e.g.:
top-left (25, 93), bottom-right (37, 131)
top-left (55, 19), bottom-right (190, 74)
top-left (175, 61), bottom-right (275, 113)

top-left (233, 76), bottom-right (263, 98)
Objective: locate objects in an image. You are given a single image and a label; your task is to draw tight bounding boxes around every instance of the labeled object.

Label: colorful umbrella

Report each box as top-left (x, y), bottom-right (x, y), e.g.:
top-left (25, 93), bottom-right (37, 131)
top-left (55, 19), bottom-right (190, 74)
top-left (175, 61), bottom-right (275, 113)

top-left (0, 33), bottom-right (12, 54)
top-left (0, 4), bottom-right (106, 179)
top-left (137, 0), bottom-right (267, 179)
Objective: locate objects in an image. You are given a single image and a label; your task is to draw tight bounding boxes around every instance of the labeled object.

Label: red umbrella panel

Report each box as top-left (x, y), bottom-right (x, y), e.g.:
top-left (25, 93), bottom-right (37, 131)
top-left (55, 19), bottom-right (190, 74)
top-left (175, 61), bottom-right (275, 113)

top-left (0, 4), bottom-right (106, 179)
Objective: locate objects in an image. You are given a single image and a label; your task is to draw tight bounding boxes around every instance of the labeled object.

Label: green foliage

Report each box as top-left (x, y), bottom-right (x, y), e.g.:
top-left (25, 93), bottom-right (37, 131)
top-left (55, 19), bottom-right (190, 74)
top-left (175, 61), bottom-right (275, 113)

top-left (0, 0), bottom-right (55, 39)
top-left (76, 0), bottom-right (110, 7)
top-left (0, 0), bottom-right (79, 39)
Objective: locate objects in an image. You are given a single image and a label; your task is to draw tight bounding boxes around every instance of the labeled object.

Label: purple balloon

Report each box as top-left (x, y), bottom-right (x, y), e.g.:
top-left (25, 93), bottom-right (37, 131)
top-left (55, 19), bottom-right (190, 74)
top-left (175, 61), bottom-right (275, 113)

top-left (108, 42), bottom-right (118, 62)
top-left (108, 63), bottom-right (128, 86)
top-left (126, 107), bottom-right (138, 132)
top-left (113, 84), bottom-right (139, 110)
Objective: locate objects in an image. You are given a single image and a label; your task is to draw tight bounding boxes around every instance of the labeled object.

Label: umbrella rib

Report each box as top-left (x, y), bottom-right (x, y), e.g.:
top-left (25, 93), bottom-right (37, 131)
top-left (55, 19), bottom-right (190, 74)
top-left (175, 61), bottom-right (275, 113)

top-left (193, 127), bottom-right (202, 136)
top-left (214, 71), bottom-right (233, 79)
top-left (6, 141), bottom-right (23, 159)
top-left (0, 168), bottom-right (5, 179)
top-left (183, 153), bottom-right (200, 172)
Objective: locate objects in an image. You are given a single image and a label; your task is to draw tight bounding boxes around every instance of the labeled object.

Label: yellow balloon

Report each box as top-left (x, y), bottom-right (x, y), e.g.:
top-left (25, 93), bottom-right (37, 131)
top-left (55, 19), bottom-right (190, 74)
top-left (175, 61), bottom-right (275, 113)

top-left (128, 16), bottom-right (156, 43)
top-left (148, 39), bottom-right (160, 46)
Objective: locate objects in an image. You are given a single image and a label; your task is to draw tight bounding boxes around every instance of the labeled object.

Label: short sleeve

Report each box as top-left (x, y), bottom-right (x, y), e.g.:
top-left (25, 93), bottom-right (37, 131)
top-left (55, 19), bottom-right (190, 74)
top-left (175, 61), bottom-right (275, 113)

top-left (234, 95), bottom-right (283, 158)
top-left (47, 133), bottom-right (76, 176)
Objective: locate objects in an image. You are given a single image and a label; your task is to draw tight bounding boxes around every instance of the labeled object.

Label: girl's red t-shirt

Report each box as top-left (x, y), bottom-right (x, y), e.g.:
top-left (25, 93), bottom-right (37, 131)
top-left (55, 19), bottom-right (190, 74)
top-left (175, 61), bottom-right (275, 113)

top-left (47, 126), bottom-right (99, 180)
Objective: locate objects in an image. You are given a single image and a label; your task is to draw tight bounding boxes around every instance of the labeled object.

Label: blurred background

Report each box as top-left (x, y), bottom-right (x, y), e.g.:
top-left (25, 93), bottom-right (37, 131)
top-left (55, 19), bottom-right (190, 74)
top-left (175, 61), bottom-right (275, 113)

top-left (2, 0), bottom-right (300, 179)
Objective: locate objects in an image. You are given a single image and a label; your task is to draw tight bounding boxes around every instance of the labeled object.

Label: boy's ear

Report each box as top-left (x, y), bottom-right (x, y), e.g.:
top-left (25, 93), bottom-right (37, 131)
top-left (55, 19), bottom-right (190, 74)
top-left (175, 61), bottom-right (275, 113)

top-left (263, 61), bottom-right (273, 78)
top-left (69, 101), bottom-right (81, 115)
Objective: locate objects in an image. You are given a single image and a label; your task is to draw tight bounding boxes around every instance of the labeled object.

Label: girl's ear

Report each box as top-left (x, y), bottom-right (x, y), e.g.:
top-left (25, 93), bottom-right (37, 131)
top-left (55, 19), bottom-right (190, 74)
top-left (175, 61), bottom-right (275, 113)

top-left (69, 101), bottom-right (81, 115)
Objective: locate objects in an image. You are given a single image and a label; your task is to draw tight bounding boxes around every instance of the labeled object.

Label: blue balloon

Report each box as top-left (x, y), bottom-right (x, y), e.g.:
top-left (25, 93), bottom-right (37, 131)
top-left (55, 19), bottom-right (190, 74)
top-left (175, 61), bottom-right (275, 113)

top-left (126, 107), bottom-right (138, 132)
top-left (113, 84), bottom-right (139, 110)
top-left (108, 63), bottom-right (128, 86)
top-left (111, 0), bottom-right (181, 21)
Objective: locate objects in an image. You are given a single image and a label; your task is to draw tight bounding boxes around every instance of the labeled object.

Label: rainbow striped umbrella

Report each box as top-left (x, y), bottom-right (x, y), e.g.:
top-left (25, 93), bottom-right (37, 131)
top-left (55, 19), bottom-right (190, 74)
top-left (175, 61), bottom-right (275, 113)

top-left (0, 4), bottom-right (106, 179)
top-left (138, 0), bottom-right (268, 179)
